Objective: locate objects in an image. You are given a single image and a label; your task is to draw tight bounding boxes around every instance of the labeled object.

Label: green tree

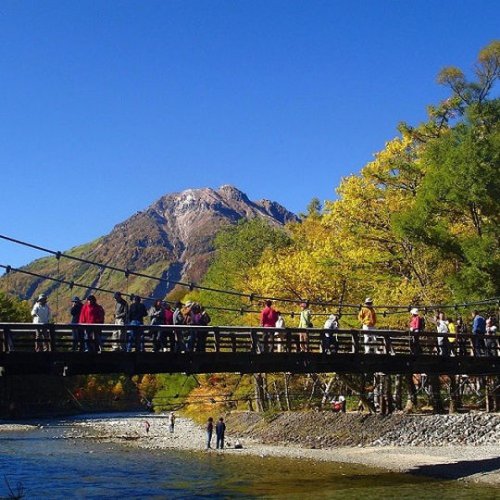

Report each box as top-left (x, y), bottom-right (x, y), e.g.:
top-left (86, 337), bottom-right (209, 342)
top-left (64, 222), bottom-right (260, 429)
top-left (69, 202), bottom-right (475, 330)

top-left (0, 292), bottom-right (30, 321)
top-left (394, 42), bottom-right (500, 300)
top-left (193, 219), bottom-right (291, 325)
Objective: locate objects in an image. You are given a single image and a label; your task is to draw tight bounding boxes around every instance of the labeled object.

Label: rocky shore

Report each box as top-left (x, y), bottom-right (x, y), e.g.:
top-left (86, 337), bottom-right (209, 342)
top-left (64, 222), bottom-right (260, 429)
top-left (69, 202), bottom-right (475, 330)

top-left (50, 411), bottom-right (500, 486)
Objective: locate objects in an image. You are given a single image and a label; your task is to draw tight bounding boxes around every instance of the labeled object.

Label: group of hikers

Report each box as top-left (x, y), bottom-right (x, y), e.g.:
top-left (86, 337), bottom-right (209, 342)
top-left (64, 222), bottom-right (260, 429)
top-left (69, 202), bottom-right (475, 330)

top-left (12, 292), bottom-right (497, 357)
top-left (30, 292), bottom-right (211, 353)
top-left (257, 297), bottom-right (498, 357)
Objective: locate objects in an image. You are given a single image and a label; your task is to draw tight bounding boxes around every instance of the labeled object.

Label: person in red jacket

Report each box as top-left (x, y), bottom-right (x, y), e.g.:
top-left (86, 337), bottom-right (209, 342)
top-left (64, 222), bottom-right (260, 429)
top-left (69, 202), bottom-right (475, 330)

top-left (254, 300), bottom-right (279, 353)
top-left (79, 295), bottom-right (105, 352)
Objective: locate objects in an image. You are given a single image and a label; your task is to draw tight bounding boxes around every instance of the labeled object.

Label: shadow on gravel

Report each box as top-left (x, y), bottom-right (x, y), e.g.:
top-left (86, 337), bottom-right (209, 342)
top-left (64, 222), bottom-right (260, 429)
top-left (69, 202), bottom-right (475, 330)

top-left (412, 456), bottom-right (500, 480)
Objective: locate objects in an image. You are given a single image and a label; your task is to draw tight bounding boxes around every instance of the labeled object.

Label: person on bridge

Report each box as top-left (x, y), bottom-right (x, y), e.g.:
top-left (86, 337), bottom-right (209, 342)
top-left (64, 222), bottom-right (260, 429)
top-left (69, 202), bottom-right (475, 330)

top-left (434, 311), bottom-right (450, 356)
top-left (455, 317), bottom-right (468, 356)
top-left (112, 292), bottom-right (129, 351)
top-left (323, 314), bottom-right (339, 354)
top-left (257, 300), bottom-right (279, 353)
top-left (149, 299), bottom-right (165, 352)
top-left (358, 298), bottom-right (377, 354)
top-left (409, 308), bottom-right (425, 355)
top-left (32, 293), bottom-right (52, 352)
top-left (471, 310), bottom-right (486, 356)
top-left (173, 301), bottom-right (185, 352)
top-left (163, 302), bottom-right (175, 352)
top-left (70, 296), bottom-right (84, 352)
top-left (485, 316), bottom-right (498, 357)
top-left (298, 301), bottom-right (313, 352)
top-left (128, 295), bottom-right (148, 352)
top-left (79, 295), bottom-right (105, 352)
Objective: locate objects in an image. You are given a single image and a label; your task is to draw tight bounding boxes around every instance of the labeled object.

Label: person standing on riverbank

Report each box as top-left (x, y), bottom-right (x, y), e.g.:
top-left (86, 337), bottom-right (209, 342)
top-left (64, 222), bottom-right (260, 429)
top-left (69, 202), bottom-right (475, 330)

top-left (216, 417), bottom-right (226, 449)
top-left (169, 412), bottom-right (176, 433)
top-left (206, 417), bottom-right (214, 449)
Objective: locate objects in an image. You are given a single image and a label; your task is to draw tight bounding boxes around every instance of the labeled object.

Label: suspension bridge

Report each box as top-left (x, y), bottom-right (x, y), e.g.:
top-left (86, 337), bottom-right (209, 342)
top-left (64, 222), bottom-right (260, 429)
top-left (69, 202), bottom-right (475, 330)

top-left (0, 323), bottom-right (498, 377)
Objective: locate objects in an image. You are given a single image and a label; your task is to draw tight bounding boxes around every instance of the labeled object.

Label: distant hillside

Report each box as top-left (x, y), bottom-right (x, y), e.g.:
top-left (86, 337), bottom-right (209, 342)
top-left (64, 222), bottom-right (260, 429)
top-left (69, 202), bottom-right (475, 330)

top-left (0, 185), bottom-right (298, 319)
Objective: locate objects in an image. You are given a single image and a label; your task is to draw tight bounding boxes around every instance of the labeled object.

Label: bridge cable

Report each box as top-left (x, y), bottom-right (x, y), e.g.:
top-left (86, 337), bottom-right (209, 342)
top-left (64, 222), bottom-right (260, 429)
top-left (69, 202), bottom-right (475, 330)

top-left (1, 232), bottom-right (499, 312)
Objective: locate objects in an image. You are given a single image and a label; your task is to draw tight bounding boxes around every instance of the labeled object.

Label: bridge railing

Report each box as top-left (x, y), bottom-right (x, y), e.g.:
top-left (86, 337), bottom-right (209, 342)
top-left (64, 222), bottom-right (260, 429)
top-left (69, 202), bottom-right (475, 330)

top-left (0, 323), bottom-right (498, 357)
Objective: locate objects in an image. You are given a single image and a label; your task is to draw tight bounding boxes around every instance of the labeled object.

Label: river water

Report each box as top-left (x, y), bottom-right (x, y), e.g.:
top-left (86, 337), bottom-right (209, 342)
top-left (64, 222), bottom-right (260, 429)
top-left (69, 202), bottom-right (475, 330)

top-left (0, 416), bottom-right (498, 499)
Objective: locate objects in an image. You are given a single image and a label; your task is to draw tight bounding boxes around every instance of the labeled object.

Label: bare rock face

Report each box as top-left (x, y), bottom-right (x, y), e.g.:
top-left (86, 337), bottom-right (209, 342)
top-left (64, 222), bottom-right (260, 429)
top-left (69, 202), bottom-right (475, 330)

top-left (2, 185), bottom-right (298, 313)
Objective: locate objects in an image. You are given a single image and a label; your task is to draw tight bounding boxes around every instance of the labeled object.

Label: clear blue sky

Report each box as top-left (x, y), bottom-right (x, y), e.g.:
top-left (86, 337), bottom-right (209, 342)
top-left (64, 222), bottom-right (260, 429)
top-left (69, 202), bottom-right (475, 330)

top-left (1, 1), bottom-right (498, 268)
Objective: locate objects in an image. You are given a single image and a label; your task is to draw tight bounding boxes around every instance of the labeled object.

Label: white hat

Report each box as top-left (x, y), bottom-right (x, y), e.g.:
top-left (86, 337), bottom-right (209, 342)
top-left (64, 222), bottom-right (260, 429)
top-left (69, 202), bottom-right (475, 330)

top-left (410, 308), bottom-right (419, 315)
top-left (364, 297), bottom-right (373, 305)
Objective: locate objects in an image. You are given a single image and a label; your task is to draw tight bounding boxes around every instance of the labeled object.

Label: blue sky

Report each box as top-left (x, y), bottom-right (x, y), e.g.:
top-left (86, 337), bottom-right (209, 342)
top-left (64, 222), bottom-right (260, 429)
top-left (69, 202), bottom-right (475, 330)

top-left (1, 1), bottom-right (498, 268)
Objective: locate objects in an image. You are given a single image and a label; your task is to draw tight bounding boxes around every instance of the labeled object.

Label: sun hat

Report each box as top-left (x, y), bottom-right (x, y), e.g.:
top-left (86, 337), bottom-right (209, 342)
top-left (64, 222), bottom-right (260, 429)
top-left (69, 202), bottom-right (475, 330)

top-left (364, 297), bottom-right (373, 305)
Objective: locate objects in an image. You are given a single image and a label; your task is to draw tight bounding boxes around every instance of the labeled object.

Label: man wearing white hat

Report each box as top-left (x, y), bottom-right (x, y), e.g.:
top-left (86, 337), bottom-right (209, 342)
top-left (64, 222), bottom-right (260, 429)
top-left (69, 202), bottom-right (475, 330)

top-left (31, 294), bottom-right (52, 352)
top-left (358, 298), bottom-right (377, 354)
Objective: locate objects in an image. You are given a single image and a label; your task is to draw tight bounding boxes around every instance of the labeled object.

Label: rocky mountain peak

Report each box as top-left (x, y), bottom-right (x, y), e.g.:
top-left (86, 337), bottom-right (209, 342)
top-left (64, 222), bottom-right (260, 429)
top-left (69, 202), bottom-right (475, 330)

top-left (3, 186), bottom-right (298, 311)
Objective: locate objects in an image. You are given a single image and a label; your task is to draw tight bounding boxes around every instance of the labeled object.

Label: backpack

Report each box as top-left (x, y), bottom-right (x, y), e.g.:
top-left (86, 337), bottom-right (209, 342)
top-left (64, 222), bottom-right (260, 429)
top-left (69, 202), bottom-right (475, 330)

top-left (173, 309), bottom-right (184, 325)
top-left (324, 315), bottom-right (338, 330)
top-left (417, 316), bottom-right (425, 332)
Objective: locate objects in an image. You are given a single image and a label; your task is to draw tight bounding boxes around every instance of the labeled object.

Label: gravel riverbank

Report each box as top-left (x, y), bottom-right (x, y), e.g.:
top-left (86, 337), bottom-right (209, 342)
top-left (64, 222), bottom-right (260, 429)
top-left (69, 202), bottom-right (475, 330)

top-left (53, 412), bottom-right (500, 487)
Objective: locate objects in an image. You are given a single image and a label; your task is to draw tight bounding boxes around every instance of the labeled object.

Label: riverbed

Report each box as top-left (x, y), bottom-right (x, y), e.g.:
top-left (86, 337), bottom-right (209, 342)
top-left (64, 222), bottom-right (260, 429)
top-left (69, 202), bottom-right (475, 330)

top-left (1, 414), bottom-right (499, 498)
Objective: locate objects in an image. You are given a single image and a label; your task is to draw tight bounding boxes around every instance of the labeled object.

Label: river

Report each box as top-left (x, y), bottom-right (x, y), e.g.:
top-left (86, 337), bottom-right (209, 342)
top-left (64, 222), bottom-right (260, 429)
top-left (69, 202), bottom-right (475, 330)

top-left (0, 415), bottom-right (498, 499)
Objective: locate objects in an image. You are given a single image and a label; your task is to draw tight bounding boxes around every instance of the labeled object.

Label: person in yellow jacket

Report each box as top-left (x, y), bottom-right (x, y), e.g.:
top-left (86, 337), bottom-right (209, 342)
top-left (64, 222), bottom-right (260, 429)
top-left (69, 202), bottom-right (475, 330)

top-left (358, 298), bottom-right (377, 354)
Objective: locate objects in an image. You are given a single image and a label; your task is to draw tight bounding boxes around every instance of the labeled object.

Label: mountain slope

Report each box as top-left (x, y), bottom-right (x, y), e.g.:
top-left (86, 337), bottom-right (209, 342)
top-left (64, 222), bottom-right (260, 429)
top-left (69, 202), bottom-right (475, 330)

top-left (1, 185), bottom-right (298, 319)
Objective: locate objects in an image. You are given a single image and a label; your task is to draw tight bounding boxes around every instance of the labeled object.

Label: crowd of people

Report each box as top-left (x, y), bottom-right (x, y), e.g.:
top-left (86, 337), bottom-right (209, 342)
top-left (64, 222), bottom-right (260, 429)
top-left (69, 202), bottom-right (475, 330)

top-left (28, 292), bottom-right (211, 353)
top-left (11, 292), bottom-right (498, 357)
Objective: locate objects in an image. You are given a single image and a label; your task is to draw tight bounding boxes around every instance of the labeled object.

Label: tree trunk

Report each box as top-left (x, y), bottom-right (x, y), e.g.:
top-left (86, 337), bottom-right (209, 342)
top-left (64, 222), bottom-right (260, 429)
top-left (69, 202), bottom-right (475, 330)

top-left (339, 373), bottom-right (376, 413)
top-left (283, 373), bottom-right (292, 411)
top-left (273, 381), bottom-right (283, 411)
top-left (382, 375), bottom-right (394, 415)
top-left (404, 374), bottom-right (418, 413)
top-left (394, 375), bottom-right (403, 410)
top-left (253, 373), bottom-right (266, 412)
top-left (321, 377), bottom-right (335, 407)
top-left (428, 374), bottom-right (444, 414)
top-left (449, 375), bottom-right (460, 413)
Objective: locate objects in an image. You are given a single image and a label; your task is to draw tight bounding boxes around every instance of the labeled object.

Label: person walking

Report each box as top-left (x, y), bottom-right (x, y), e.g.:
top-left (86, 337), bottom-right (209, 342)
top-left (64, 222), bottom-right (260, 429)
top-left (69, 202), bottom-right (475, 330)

top-left (112, 292), bottom-right (129, 351)
top-left (216, 417), bottom-right (226, 450)
top-left (206, 417), bottom-right (214, 449)
top-left (32, 293), bottom-right (52, 352)
top-left (70, 296), bottom-right (84, 352)
top-left (435, 311), bottom-right (450, 356)
top-left (358, 298), bottom-right (377, 354)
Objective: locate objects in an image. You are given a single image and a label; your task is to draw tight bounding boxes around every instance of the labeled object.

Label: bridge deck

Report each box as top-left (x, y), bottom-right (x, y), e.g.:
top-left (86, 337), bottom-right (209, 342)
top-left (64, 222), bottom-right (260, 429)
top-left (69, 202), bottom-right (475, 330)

top-left (0, 323), bottom-right (498, 376)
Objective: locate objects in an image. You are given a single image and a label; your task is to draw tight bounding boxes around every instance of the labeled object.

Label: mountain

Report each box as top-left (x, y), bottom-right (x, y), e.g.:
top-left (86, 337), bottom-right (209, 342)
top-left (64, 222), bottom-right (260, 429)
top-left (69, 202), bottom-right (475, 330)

top-left (1, 185), bottom-right (298, 318)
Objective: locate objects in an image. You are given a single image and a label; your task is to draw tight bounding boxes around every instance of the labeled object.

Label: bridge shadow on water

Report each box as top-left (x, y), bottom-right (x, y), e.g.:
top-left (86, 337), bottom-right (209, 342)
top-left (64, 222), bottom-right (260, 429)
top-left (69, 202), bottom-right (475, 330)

top-left (410, 456), bottom-right (500, 480)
